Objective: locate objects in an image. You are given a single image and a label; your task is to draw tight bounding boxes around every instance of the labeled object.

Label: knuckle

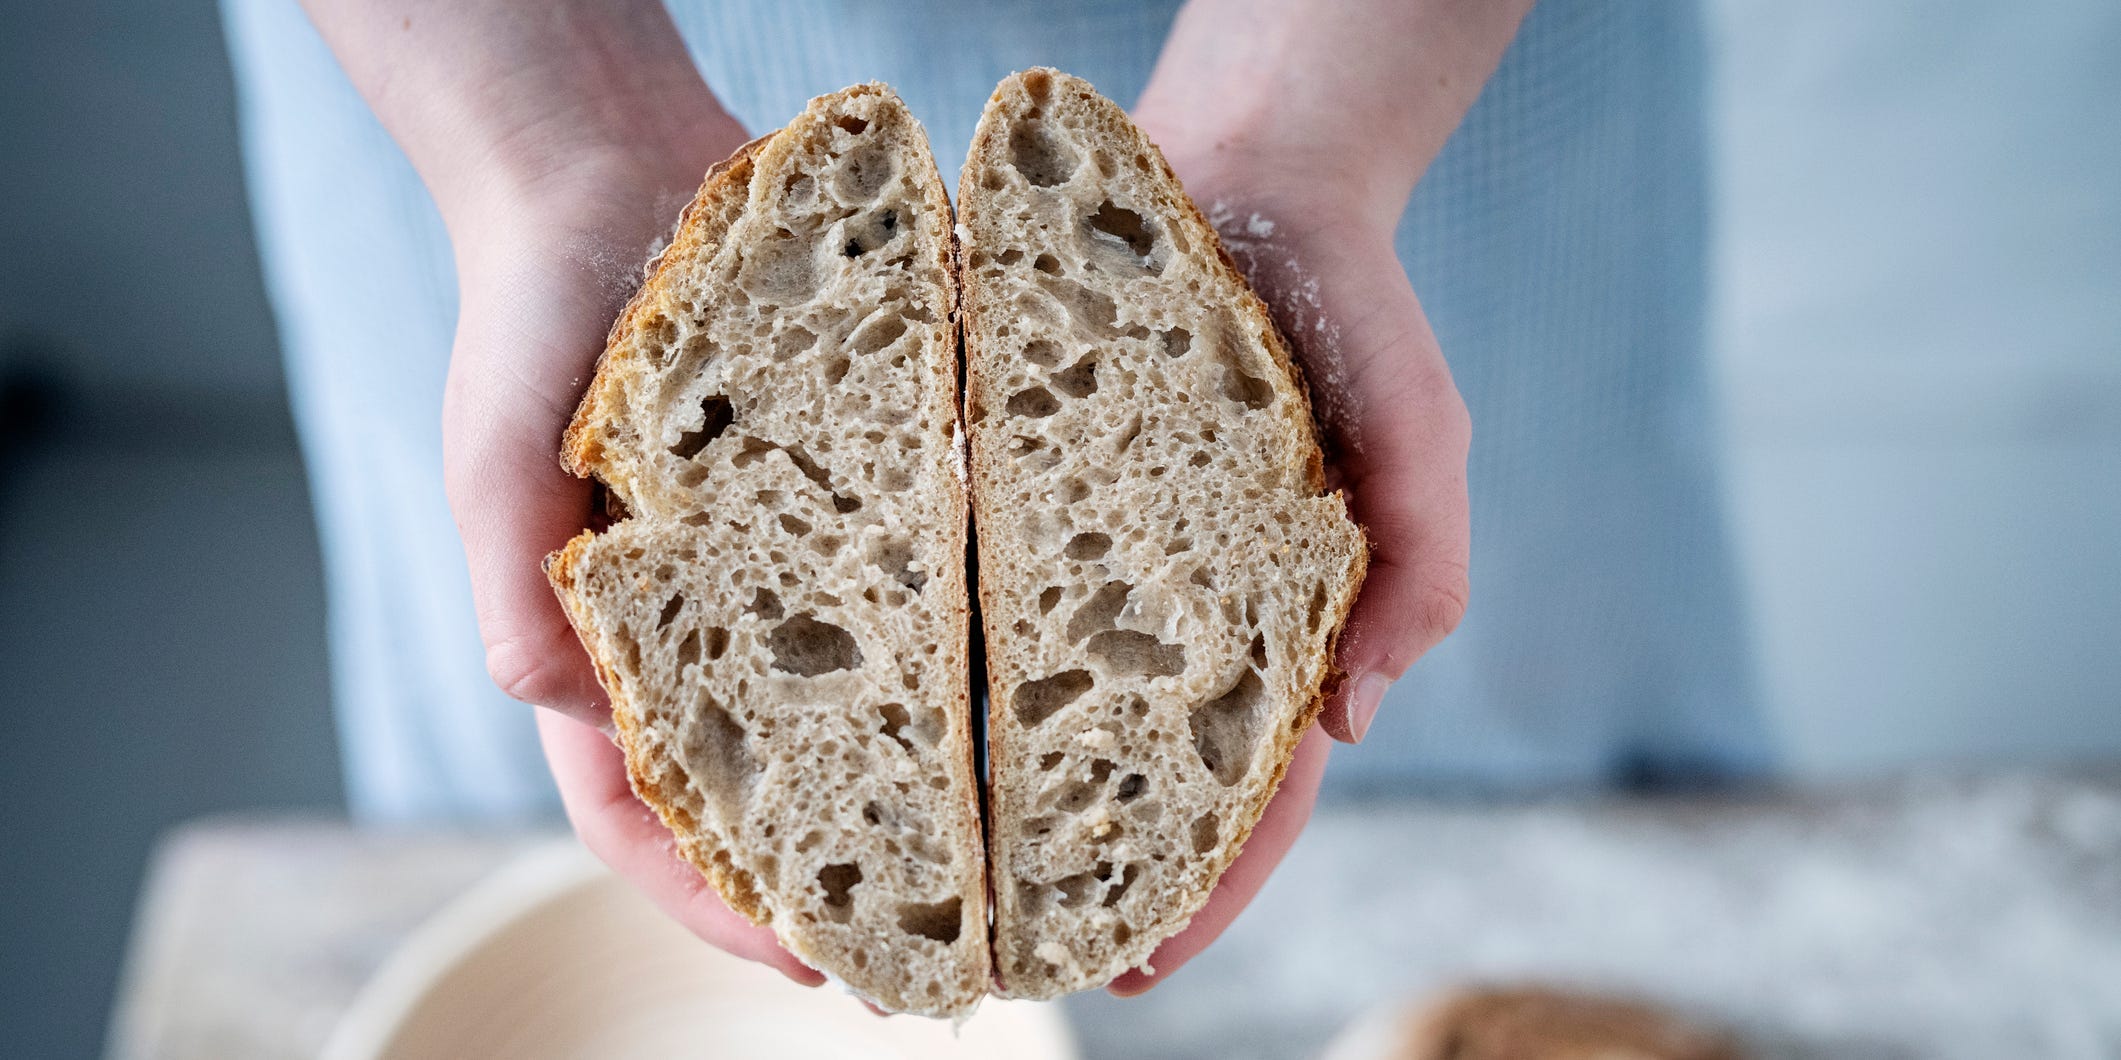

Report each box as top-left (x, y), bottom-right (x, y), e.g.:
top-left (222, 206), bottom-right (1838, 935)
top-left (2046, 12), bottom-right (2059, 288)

top-left (485, 635), bottom-right (555, 706)
top-left (1376, 557), bottom-right (1469, 653)
top-left (1416, 564), bottom-right (1471, 639)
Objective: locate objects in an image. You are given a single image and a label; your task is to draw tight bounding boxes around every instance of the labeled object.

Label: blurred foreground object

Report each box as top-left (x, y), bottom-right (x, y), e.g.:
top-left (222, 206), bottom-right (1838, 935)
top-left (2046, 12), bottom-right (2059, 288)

top-left (320, 845), bottom-right (1072, 1059)
top-left (111, 776), bottom-right (2121, 1059)
top-left (1325, 987), bottom-right (1739, 1060)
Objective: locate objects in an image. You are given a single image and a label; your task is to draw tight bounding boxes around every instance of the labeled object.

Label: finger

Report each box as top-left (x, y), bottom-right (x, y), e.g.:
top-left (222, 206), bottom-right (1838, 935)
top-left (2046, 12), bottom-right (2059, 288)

top-left (1107, 724), bottom-right (1331, 996)
top-left (1300, 253), bottom-right (1471, 744)
top-left (538, 709), bottom-right (826, 986)
top-left (442, 276), bottom-right (616, 725)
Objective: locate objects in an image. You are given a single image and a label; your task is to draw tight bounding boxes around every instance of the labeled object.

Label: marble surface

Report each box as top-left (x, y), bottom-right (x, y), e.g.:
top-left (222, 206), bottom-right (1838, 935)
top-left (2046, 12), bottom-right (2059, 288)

top-left (109, 775), bottom-right (2121, 1060)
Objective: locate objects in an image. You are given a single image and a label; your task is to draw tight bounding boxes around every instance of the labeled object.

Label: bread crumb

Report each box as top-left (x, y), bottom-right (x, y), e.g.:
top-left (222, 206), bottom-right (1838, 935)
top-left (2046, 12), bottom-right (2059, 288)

top-left (1034, 942), bottom-right (1077, 972)
top-left (1076, 727), bottom-right (1116, 750)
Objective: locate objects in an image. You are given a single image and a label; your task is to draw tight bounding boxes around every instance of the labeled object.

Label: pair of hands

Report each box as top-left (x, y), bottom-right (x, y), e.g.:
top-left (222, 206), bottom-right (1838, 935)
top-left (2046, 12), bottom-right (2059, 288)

top-left (417, 3), bottom-right (1483, 996)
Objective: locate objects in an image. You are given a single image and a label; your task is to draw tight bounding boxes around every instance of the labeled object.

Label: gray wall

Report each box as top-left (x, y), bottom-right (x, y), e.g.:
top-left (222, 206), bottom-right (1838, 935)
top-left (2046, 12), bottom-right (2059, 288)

top-left (1706, 0), bottom-right (2121, 774)
top-left (1, 2), bottom-right (340, 1058)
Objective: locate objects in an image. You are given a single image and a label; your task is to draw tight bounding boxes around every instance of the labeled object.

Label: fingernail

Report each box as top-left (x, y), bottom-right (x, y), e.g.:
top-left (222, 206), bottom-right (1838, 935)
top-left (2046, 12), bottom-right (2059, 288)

top-left (1346, 673), bottom-right (1392, 743)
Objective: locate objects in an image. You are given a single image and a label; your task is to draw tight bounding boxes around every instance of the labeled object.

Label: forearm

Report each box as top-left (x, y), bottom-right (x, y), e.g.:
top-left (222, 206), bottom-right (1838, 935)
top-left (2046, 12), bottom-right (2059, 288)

top-left (1135, 0), bottom-right (1534, 227)
top-left (300, 0), bottom-right (739, 235)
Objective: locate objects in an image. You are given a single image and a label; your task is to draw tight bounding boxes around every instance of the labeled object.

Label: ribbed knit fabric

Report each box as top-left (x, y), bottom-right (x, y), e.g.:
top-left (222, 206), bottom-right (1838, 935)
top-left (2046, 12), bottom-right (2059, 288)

top-left (220, 0), bottom-right (1763, 820)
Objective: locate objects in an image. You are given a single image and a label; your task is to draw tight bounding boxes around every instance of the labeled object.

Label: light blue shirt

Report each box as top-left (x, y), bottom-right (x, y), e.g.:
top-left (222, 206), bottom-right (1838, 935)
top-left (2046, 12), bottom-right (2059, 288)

top-left (220, 0), bottom-right (1764, 821)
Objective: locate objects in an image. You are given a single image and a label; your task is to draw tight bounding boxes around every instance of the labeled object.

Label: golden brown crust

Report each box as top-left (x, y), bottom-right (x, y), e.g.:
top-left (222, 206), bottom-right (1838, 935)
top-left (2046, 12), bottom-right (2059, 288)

top-left (546, 128), bottom-right (785, 928)
top-left (560, 133), bottom-right (777, 481)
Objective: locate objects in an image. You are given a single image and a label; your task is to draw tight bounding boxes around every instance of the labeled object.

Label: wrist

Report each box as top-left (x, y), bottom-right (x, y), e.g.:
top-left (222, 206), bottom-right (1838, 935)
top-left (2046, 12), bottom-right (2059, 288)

top-left (430, 94), bottom-right (744, 245)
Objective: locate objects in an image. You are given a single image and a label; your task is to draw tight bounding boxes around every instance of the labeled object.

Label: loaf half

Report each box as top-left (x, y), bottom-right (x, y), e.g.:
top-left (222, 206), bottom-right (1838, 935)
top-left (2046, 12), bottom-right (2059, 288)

top-left (957, 69), bottom-right (1368, 996)
top-left (546, 84), bottom-right (989, 1017)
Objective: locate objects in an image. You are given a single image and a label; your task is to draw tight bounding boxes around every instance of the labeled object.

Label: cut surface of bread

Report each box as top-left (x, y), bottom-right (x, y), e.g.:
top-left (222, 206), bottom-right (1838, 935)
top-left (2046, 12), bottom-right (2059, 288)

top-left (957, 69), bottom-right (1368, 997)
top-left (546, 84), bottom-right (988, 1017)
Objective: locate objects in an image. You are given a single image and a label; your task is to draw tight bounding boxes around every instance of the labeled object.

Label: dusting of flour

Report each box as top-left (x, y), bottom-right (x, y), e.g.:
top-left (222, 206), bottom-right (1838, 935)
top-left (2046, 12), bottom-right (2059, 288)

top-left (1205, 201), bottom-right (1364, 458)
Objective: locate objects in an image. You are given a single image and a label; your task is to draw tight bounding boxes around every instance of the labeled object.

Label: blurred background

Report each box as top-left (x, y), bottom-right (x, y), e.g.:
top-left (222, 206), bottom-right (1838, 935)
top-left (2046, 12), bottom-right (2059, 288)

top-left (2, 2), bottom-right (2116, 1057)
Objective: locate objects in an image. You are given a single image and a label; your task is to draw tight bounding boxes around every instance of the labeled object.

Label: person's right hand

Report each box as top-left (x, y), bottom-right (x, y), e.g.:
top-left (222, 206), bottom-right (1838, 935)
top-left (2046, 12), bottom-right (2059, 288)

top-left (294, 0), bottom-right (830, 985)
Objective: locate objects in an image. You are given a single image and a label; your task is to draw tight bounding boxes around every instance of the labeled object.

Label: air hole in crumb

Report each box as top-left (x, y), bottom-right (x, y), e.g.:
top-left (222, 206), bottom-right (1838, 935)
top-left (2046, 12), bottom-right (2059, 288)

top-left (732, 436), bottom-right (776, 467)
top-left (1037, 586), bottom-right (1064, 614)
top-left (738, 229), bottom-right (818, 304)
top-left (681, 702), bottom-right (757, 818)
top-left (1115, 773), bottom-right (1147, 802)
top-left (1085, 201), bottom-right (1157, 259)
top-left (865, 536), bottom-right (926, 592)
top-left (878, 702), bottom-right (918, 754)
top-left (1112, 413), bottom-right (1143, 453)
top-left (1014, 669), bottom-right (1095, 726)
top-left (1007, 386), bottom-right (1062, 418)
top-left (669, 395), bottom-right (733, 459)
top-left (1159, 328), bottom-right (1192, 357)
top-left (773, 325), bottom-right (817, 361)
top-left (1023, 338), bottom-right (1063, 368)
top-left (1067, 581), bottom-right (1133, 642)
top-left (1223, 363), bottom-right (1275, 410)
top-left (704, 627), bottom-right (729, 660)
top-left (1306, 581), bottom-right (1330, 632)
top-left (778, 513), bottom-right (812, 537)
top-left (675, 628), bottom-right (701, 667)
top-left (1189, 451), bottom-right (1211, 467)
top-left (851, 313), bottom-right (908, 354)
top-left (1088, 630), bottom-right (1187, 678)
top-left (767, 614), bottom-right (861, 676)
top-left (657, 595), bottom-right (685, 629)
top-left (1104, 863), bottom-right (1141, 906)
top-left (1056, 781), bottom-right (1100, 813)
top-left (1038, 751), bottom-right (1066, 771)
top-left (1009, 122), bottom-right (1077, 187)
top-left (818, 863), bottom-right (862, 922)
top-left (898, 898), bottom-right (962, 943)
top-left (645, 313), bottom-right (677, 348)
top-left (1191, 813), bottom-right (1220, 854)
top-left (747, 587), bottom-right (783, 620)
top-left (1190, 670), bottom-right (1265, 785)
top-left (1054, 871), bottom-right (1098, 908)
top-left (1064, 532), bottom-right (1111, 560)
top-left (1052, 356), bottom-right (1098, 398)
top-left (1059, 478), bottom-right (1091, 504)
top-left (834, 115), bottom-right (868, 135)
top-left (1033, 253), bottom-right (1062, 275)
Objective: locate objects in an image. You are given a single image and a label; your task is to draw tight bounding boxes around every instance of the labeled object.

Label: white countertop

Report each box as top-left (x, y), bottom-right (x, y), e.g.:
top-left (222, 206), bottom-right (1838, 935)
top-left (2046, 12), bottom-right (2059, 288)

top-left (108, 773), bottom-right (2121, 1059)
